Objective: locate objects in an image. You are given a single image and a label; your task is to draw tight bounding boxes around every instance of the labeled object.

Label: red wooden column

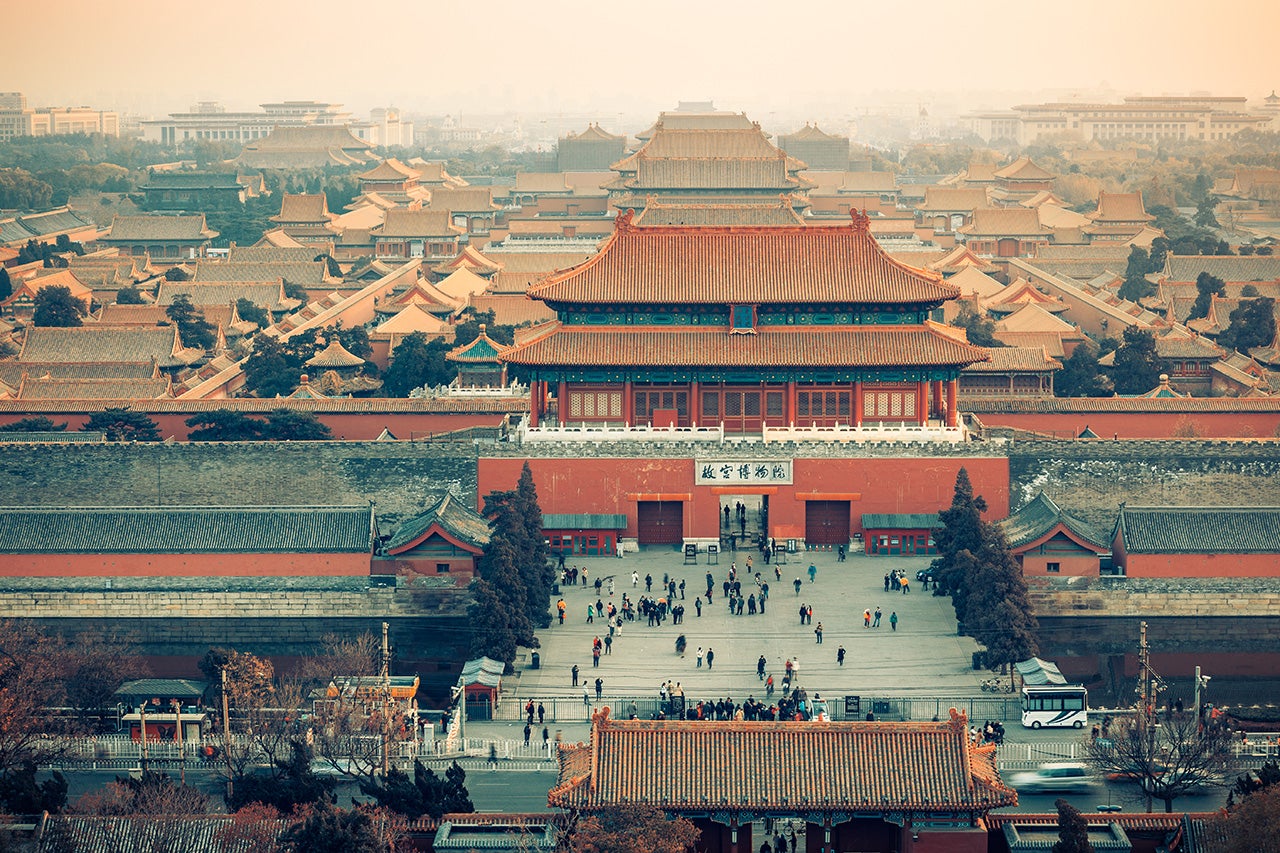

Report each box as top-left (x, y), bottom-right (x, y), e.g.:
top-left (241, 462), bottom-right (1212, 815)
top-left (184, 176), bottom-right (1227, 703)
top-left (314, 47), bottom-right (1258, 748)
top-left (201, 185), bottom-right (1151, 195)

top-left (946, 378), bottom-right (959, 427)
top-left (786, 381), bottom-right (798, 426)
top-left (557, 381), bottom-right (568, 426)
top-left (623, 380), bottom-right (634, 426)
top-left (916, 382), bottom-right (928, 426)
top-left (689, 381), bottom-right (700, 426)
top-left (931, 380), bottom-right (943, 422)
top-left (528, 380), bottom-right (540, 427)
top-left (853, 381), bottom-right (864, 427)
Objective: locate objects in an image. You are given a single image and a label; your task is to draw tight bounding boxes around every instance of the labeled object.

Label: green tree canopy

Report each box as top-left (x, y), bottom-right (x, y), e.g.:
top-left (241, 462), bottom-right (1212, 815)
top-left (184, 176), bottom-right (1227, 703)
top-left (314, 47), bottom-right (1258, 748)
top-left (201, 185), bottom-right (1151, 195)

top-left (381, 331), bottom-right (452, 397)
top-left (0, 267), bottom-right (12, 302)
top-left (278, 803), bottom-right (393, 853)
top-left (185, 409), bottom-right (264, 441)
top-left (82, 407), bottom-right (161, 441)
top-left (1195, 195), bottom-right (1220, 228)
top-left (358, 759), bottom-right (473, 820)
top-left (0, 762), bottom-right (68, 815)
top-left (1110, 326), bottom-right (1164, 395)
top-left (115, 284), bottom-right (145, 304)
top-left (1054, 342), bottom-right (1113, 398)
top-left (952, 306), bottom-right (1001, 347)
top-left (1188, 271), bottom-right (1226, 322)
top-left (235, 297), bottom-right (270, 328)
top-left (1118, 246), bottom-right (1157, 302)
top-left (164, 266), bottom-right (190, 282)
top-left (1051, 798), bottom-right (1095, 853)
top-left (0, 416), bottom-right (68, 432)
top-left (165, 293), bottom-right (217, 350)
top-left (1218, 297), bottom-right (1276, 355)
top-left (227, 741), bottom-right (335, 814)
top-left (243, 336), bottom-right (302, 398)
top-left (261, 409), bottom-right (332, 441)
top-left (32, 284), bottom-right (85, 327)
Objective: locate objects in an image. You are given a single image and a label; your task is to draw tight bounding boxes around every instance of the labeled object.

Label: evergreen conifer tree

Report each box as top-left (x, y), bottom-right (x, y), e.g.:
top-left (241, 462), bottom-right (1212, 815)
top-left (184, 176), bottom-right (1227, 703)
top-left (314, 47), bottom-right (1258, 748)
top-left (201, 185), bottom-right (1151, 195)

top-left (931, 468), bottom-right (987, 624)
top-left (963, 522), bottom-right (1039, 684)
top-left (1051, 798), bottom-right (1095, 853)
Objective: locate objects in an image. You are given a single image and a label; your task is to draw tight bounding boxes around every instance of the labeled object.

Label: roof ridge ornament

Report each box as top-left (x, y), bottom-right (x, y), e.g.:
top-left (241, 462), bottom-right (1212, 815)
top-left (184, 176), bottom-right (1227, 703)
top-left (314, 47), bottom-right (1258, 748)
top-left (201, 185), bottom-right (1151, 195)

top-left (615, 208), bottom-right (636, 232)
top-left (850, 208), bottom-right (871, 233)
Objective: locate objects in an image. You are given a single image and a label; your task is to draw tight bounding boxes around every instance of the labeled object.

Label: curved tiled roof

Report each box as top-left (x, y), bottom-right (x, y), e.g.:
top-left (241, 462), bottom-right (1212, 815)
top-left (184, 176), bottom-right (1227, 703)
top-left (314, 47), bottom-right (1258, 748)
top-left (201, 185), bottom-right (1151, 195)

top-left (1115, 506), bottom-right (1280, 554)
top-left (549, 709), bottom-right (1017, 812)
top-left (528, 216), bottom-right (957, 306)
top-left (1001, 492), bottom-right (1108, 550)
top-left (447, 326), bottom-right (505, 363)
top-left (306, 338), bottom-right (364, 368)
top-left (0, 505), bottom-right (374, 554)
top-left (962, 347), bottom-right (1061, 373)
top-left (385, 493), bottom-right (491, 554)
top-left (500, 324), bottom-right (989, 369)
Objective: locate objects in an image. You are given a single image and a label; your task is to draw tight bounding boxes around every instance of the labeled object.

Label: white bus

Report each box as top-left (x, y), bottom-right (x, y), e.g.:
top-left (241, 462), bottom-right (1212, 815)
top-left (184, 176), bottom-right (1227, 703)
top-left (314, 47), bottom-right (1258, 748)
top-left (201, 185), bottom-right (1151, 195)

top-left (1021, 685), bottom-right (1088, 729)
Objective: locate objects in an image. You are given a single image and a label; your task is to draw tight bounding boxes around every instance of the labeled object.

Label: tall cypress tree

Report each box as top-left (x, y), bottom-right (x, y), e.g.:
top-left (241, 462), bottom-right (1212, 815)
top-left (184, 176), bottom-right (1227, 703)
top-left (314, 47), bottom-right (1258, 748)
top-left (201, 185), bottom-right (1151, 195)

top-left (515, 463), bottom-right (552, 627)
top-left (467, 577), bottom-right (520, 673)
top-left (931, 468), bottom-right (987, 625)
top-left (484, 488), bottom-right (548, 631)
top-left (964, 522), bottom-right (1039, 684)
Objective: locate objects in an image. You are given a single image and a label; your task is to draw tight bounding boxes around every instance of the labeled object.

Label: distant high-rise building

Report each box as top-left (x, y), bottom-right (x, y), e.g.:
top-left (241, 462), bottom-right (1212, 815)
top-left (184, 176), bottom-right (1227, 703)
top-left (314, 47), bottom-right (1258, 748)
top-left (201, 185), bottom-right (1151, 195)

top-left (962, 95), bottom-right (1270, 145)
top-left (141, 100), bottom-right (353, 145)
top-left (0, 92), bottom-right (119, 140)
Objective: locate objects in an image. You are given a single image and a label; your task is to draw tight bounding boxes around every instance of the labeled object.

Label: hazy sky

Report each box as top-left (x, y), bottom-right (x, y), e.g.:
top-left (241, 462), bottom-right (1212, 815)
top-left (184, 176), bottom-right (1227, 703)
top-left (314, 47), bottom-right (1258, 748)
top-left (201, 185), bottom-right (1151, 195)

top-left (7, 0), bottom-right (1279, 122)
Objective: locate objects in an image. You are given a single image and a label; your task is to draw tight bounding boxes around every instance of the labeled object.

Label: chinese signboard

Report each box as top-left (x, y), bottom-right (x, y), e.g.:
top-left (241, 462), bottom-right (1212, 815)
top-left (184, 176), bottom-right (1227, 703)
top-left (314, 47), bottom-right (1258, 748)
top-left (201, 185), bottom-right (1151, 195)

top-left (695, 460), bottom-right (793, 485)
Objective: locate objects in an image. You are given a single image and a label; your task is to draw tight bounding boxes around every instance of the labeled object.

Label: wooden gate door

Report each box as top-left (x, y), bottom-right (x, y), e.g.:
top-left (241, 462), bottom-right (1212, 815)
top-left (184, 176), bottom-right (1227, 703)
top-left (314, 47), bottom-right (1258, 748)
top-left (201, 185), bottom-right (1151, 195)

top-left (637, 502), bottom-right (683, 544)
top-left (805, 501), bottom-right (850, 545)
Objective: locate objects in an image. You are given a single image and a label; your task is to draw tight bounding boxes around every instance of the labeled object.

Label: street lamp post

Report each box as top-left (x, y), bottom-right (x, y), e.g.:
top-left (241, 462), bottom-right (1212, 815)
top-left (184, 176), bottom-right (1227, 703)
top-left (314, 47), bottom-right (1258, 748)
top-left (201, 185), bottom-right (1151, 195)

top-left (1194, 666), bottom-right (1211, 729)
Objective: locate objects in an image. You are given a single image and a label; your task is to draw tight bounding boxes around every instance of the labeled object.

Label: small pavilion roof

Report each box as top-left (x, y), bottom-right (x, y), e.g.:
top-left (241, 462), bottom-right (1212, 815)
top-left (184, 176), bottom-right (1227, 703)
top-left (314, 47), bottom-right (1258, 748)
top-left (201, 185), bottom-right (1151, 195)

top-left (357, 158), bottom-right (420, 182)
top-left (1087, 192), bottom-right (1154, 224)
top-left (385, 493), bottom-right (491, 554)
top-left (948, 266), bottom-right (1005, 299)
top-left (983, 278), bottom-right (1069, 313)
top-left (306, 337), bottom-right (365, 368)
top-left (375, 304), bottom-right (452, 336)
top-left (1001, 492), bottom-right (1108, 551)
top-left (995, 303), bottom-right (1078, 333)
top-left (994, 156), bottom-right (1055, 182)
top-left (447, 325), bottom-right (505, 363)
top-left (435, 267), bottom-right (492, 302)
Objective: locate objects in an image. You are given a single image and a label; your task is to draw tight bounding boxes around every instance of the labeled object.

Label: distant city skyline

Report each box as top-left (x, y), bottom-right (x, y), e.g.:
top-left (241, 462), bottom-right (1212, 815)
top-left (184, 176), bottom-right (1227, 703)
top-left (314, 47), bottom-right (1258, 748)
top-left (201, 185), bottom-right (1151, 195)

top-left (6, 0), bottom-right (1278, 124)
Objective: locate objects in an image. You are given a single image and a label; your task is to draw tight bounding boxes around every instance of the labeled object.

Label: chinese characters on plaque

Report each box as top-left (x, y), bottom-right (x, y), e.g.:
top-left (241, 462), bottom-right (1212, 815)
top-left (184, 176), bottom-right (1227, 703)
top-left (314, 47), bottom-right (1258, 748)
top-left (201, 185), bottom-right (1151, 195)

top-left (694, 460), bottom-right (793, 485)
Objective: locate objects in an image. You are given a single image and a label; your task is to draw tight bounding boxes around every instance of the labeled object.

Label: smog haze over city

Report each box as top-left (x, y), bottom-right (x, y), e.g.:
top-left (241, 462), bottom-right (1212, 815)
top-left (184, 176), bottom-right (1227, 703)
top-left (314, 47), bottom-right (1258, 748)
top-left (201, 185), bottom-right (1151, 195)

top-left (7, 0), bottom-right (1279, 125)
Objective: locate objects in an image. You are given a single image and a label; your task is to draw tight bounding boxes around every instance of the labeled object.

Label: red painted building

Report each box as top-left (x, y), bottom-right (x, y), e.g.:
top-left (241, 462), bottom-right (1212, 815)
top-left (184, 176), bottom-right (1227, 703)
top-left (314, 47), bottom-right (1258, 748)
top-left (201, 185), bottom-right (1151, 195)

top-left (1001, 493), bottom-right (1108, 576)
top-left (0, 506), bottom-right (376, 578)
top-left (1111, 505), bottom-right (1280, 577)
top-left (503, 211), bottom-right (987, 435)
top-left (479, 456), bottom-right (1008, 549)
top-left (376, 493), bottom-right (489, 582)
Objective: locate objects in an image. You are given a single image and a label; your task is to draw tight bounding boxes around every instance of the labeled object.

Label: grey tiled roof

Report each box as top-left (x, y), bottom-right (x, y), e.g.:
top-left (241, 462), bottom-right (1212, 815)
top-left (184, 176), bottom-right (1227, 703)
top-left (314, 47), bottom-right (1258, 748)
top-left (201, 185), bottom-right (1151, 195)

top-left (193, 261), bottom-right (331, 285)
top-left (0, 506), bottom-right (375, 554)
top-left (1001, 493), bottom-right (1108, 550)
top-left (385, 493), bottom-right (491, 553)
top-left (1166, 255), bottom-right (1280, 283)
top-left (36, 816), bottom-right (284, 853)
top-left (1115, 506), bottom-right (1280, 554)
top-left (862, 513), bottom-right (941, 529)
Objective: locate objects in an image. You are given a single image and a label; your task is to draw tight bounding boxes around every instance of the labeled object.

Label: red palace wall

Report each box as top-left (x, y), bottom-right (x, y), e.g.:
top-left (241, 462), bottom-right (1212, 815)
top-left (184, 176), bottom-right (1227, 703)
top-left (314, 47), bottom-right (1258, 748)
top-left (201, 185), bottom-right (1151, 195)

top-left (478, 456), bottom-right (1009, 542)
top-left (0, 411), bottom-right (505, 441)
top-left (0, 553), bottom-right (371, 578)
top-left (974, 410), bottom-right (1280, 439)
top-left (1120, 552), bottom-right (1280, 578)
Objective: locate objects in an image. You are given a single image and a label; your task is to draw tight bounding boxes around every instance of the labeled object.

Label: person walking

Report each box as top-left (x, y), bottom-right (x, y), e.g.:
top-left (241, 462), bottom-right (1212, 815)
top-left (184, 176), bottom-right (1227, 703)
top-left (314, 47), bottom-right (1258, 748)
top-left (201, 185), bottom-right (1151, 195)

top-left (592, 648), bottom-right (600, 668)
top-left (814, 622), bottom-right (823, 644)
top-left (679, 579), bottom-right (686, 600)
top-left (523, 723), bottom-right (531, 745)
top-left (632, 570), bottom-right (639, 587)
top-left (799, 603), bottom-right (808, 625)
top-left (757, 655), bottom-right (766, 680)
top-left (586, 605), bottom-right (594, 624)
top-left (793, 577), bottom-right (802, 595)
top-left (863, 609), bottom-right (871, 628)
top-left (806, 604), bottom-right (813, 625)
top-left (571, 665), bottom-right (579, 687)
top-left (594, 677), bottom-right (603, 701)
top-left (537, 702), bottom-right (545, 724)
top-left (873, 607), bottom-right (882, 628)
top-left (890, 611), bottom-right (899, 631)
top-left (583, 688), bottom-right (590, 707)
top-left (901, 578), bottom-right (909, 594)
top-left (697, 647), bottom-right (704, 668)
top-left (706, 648), bottom-right (715, 669)
top-left (542, 726), bottom-right (549, 746)
top-left (808, 563), bottom-right (817, 583)
top-left (645, 573), bottom-right (653, 592)
top-left (695, 597), bottom-right (702, 617)
top-left (604, 634), bottom-right (612, 654)
top-left (837, 645), bottom-right (846, 666)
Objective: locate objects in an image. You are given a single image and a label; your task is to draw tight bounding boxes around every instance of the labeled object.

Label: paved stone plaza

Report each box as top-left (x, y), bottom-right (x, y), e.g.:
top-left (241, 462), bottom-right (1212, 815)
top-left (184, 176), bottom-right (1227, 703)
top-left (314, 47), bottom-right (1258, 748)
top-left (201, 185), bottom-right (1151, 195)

top-left (506, 546), bottom-right (986, 708)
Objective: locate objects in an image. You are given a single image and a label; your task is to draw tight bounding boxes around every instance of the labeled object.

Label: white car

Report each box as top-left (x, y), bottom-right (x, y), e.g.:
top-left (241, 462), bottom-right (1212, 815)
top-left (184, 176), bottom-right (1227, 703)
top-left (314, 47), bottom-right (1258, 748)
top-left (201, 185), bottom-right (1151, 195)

top-left (1010, 762), bottom-right (1095, 794)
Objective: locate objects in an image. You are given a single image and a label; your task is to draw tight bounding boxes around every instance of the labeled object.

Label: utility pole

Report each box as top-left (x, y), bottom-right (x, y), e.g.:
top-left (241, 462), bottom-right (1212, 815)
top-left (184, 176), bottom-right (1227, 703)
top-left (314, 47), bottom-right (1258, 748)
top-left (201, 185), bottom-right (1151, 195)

top-left (138, 701), bottom-right (149, 773)
top-left (1194, 666), bottom-right (1210, 731)
top-left (221, 667), bottom-right (233, 803)
top-left (381, 621), bottom-right (391, 778)
top-left (171, 699), bottom-right (185, 785)
top-left (1137, 621), bottom-right (1156, 813)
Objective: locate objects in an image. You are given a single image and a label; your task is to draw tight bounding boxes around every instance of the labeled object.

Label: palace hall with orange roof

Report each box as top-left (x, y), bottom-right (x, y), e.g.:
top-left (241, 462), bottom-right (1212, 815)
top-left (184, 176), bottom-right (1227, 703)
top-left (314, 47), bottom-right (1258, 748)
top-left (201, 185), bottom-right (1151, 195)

top-left (481, 211), bottom-right (1007, 555)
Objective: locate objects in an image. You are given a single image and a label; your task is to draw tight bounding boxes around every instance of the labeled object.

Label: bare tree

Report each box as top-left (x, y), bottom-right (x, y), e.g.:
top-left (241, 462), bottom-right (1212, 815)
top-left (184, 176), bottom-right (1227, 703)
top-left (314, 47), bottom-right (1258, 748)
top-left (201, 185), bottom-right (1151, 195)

top-left (0, 620), bottom-right (88, 773)
top-left (1085, 710), bottom-right (1233, 812)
